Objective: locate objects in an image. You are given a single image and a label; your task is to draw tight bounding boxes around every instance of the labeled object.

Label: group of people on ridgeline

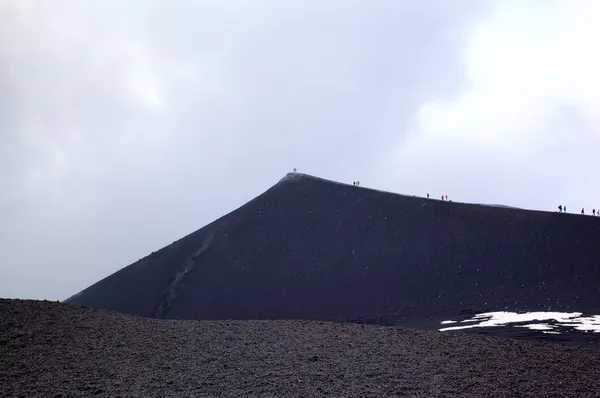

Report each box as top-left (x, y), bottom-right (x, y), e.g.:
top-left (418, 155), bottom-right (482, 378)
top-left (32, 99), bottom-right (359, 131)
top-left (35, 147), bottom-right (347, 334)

top-left (558, 205), bottom-right (600, 216)
top-left (345, 178), bottom-right (596, 217)
top-left (426, 193), bottom-right (448, 201)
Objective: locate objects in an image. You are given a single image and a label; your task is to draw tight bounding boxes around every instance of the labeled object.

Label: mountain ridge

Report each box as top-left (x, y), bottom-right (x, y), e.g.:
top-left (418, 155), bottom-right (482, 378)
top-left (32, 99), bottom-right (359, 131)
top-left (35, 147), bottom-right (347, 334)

top-left (65, 171), bottom-right (600, 341)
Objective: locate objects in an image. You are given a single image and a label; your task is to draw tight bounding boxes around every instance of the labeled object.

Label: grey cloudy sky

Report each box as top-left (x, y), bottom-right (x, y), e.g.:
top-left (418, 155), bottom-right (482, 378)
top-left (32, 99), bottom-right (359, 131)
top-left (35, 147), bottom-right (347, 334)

top-left (2, 0), bottom-right (599, 301)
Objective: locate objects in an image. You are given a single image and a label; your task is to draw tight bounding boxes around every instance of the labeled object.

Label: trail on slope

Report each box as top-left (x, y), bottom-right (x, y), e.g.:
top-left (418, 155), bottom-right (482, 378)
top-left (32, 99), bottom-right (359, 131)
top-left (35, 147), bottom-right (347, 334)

top-left (153, 233), bottom-right (215, 319)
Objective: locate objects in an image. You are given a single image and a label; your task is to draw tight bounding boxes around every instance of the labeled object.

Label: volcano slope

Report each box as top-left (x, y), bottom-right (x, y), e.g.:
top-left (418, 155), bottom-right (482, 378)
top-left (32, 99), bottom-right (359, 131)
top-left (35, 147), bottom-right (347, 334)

top-left (65, 173), bottom-right (600, 345)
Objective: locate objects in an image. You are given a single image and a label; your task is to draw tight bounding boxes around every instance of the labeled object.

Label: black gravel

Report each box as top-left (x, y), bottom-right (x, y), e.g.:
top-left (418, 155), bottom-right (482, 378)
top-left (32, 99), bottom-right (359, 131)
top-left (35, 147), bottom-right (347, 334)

top-left (3, 299), bottom-right (600, 397)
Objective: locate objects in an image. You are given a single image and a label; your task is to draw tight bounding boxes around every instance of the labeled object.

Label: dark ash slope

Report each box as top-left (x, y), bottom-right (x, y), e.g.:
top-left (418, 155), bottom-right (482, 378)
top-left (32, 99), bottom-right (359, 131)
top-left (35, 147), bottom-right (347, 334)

top-left (3, 299), bottom-right (600, 397)
top-left (65, 173), bottom-right (600, 329)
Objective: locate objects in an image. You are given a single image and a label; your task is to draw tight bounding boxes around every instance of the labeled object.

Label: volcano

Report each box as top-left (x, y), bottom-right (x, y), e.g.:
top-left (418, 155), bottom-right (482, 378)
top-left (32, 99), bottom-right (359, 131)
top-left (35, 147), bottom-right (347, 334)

top-left (65, 172), bottom-right (600, 337)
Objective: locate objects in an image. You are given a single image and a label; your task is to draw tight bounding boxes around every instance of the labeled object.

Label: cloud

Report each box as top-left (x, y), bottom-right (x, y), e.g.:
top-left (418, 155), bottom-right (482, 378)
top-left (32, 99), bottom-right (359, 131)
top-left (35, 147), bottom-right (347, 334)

top-left (379, 0), bottom-right (600, 211)
top-left (0, 0), bottom-right (488, 299)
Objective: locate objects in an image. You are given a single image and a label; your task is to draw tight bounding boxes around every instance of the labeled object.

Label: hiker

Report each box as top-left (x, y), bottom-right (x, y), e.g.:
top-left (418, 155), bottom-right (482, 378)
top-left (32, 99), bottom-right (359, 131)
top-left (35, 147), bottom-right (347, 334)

top-left (582, 208), bottom-right (585, 215)
top-left (558, 205), bottom-right (562, 212)
top-left (441, 195), bottom-right (444, 201)
top-left (356, 181), bottom-right (360, 186)
top-left (353, 181), bottom-right (355, 186)
top-left (445, 195), bottom-right (448, 201)
top-left (594, 209), bottom-right (596, 216)
top-left (427, 193), bottom-right (430, 199)
top-left (564, 205), bottom-right (567, 212)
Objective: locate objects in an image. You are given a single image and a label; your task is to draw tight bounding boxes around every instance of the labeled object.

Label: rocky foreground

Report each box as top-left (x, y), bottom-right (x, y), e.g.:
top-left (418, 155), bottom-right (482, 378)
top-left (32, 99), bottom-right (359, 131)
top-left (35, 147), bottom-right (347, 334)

top-left (2, 299), bottom-right (600, 397)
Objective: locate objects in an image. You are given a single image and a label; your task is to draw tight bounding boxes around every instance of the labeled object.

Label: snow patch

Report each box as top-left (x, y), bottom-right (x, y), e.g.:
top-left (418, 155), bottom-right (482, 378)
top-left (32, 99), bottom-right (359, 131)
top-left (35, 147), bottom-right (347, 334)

top-left (516, 323), bottom-right (555, 331)
top-left (440, 311), bottom-right (600, 334)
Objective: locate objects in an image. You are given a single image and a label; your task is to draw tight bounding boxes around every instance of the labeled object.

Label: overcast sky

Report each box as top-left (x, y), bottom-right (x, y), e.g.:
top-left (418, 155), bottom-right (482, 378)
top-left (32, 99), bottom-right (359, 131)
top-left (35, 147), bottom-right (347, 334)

top-left (2, 0), bottom-right (599, 301)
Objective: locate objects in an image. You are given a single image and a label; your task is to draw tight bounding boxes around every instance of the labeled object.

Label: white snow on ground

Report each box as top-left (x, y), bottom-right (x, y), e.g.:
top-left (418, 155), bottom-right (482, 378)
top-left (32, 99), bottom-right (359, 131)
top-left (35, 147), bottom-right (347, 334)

top-left (560, 315), bottom-right (600, 332)
top-left (439, 311), bottom-right (600, 333)
top-left (516, 323), bottom-right (555, 331)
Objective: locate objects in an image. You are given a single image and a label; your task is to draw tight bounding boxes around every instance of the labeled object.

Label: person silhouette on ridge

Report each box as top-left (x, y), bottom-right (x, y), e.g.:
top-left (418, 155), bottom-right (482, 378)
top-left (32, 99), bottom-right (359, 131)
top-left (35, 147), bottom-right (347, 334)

top-left (581, 208), bottom-right (585, 215)
top-left (594, 209), bottom-right (596, 216)
top-left (558, 205), bottom-right (562, 212)
top-left (427, 193), bottom-right (430, 199)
